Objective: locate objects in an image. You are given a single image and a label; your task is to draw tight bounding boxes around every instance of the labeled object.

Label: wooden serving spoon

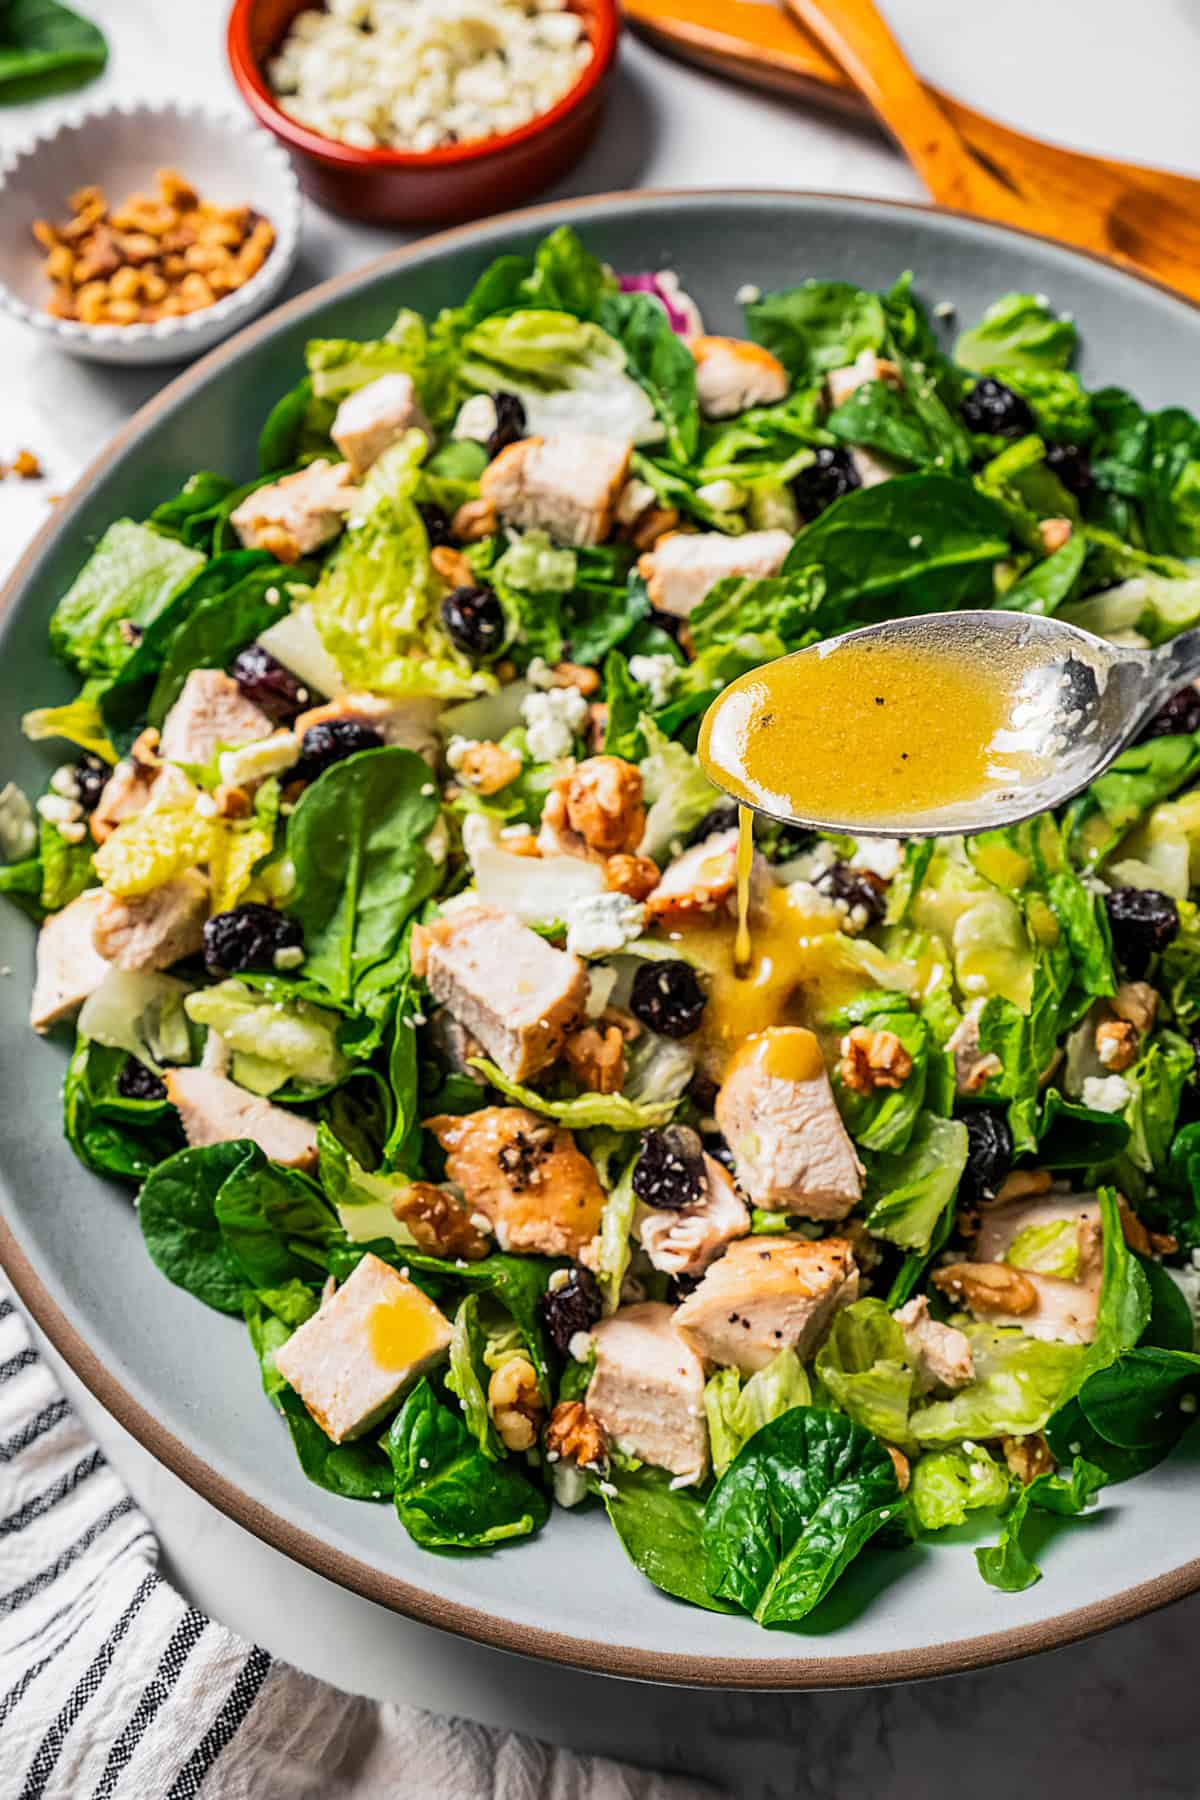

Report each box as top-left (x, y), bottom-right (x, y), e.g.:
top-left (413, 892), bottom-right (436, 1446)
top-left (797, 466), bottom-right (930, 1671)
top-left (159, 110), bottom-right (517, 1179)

top-left (622, 0), bottom-right (1200, 301)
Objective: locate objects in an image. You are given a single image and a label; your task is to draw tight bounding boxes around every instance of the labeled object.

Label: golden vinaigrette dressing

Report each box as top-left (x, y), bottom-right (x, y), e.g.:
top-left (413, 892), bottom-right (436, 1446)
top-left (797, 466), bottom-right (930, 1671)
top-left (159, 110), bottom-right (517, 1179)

top-left (367, 1286), bottom-right (444, 1371)
top-left (699, 634), bottom-right (1052, 832)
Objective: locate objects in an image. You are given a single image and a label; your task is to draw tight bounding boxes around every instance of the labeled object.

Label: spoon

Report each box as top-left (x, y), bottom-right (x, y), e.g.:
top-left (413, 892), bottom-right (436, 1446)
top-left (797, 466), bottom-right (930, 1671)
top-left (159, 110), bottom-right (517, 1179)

top-left (699, 610), bottom-right (1200, 839)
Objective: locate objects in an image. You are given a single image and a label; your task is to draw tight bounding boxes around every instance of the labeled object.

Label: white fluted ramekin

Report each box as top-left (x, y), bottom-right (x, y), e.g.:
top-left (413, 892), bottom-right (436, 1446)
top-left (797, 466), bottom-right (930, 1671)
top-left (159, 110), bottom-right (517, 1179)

top-left (0, 100), bottom-right (302, 365)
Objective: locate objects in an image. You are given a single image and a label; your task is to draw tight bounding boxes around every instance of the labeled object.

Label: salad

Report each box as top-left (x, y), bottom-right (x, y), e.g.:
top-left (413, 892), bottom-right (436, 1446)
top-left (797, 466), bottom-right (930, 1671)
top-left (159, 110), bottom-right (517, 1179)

top-left (3, 225), bottom-right (1200, 1630)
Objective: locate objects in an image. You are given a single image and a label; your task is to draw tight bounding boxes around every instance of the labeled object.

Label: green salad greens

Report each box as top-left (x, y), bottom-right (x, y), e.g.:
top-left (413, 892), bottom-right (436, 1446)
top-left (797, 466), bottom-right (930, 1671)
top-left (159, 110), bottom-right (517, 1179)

top-left (5, 228), bottom-right (1199, 1630)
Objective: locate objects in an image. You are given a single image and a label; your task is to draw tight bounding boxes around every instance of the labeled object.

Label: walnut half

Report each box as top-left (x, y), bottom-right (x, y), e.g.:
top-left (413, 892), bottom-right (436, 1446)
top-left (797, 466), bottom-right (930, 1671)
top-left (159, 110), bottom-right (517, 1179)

top-left (838, 1026), bottom-right (914, 1094)
top-left (932, 1261), bottom-right (1037, 1316)
top-left (488, 1357), bottom-right (544, 1452)
top-left (545, 1399), bottom-right (608, 1471)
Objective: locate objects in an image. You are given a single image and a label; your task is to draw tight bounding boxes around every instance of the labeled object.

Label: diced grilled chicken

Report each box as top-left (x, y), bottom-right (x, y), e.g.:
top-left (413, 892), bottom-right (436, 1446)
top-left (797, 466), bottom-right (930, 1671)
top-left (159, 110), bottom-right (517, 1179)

top-left (425, 1106), bottom-right (604, 1257)
top-left (164, 1068), bottom-right (319, 1171)
top-left (643, 826), bottom-right (768, 925)
top-left (674, 1234), bottom-right (858, 1373)
top-left (688, 335), bottom-right (788, 418)
top-left (158, 670), bottom-right (274, 768)
top-left (293, 692), bottom-right (442, 763)
top-left (946, 1006), bottom-right (1003, 1097)
top-left (966, 1192), bottom-right (1103, 1344)
top-left (714, 1027), bottom-right (864, 1218)
top-left (30, 891), bottom-right (111, 1032)
top-left (89, 757), bottom-right (157, 845)
top-left (636, 528), bottom-right (792, 619)
top-left (274, 1252), bottom-right (451, 1442)
top-left (637, 1154), bottom-right (750, 1278)
top-left (587, 1301), bottom-right (708, 1481)
top-left (229, 459), bottom-right (357, 563)
top-left (893, 1295), bottom-right (974, 1394)
top-left (330, 372), bottom-right (433, 477)
top-left (479, 432), bottom-right (631, 547)
top-left (411, 901), bottom-right (587, 1082)
top-left (91, 871), bottom-right (209, 972)
top-left (825, 348), bottom-right (900, 408)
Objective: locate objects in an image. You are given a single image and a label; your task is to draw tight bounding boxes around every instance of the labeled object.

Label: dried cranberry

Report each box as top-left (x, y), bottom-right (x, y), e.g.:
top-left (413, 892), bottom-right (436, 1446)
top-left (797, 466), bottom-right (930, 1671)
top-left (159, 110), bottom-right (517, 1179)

top-left (629, 960), bottom-right (707, 1039)
top-left (632, 1125), bottom-right (706, 1211)
top-left (441, 585), bottom-right (505, 660)
top-left (1103, 886), bottom-right (1180, 978)
top-left (686, 802), bottom-right (739, 845)
top-left (417, 501), bottom-right (455, 549)
top-left (230, 643), bottom-right (310, 723)
top-left (486, 391), bottom-right (527, 461)
top-left (956, 1106), bottom-right (1013, 1207)
top-left (1139, 686), bottom-right (1200, 742)
top-left (960, 376), bottom-right (1036, 438)
top-left (72, 753), bottom-right (108, 814)
top-left (293, 719), bottom-right (384, 783)
top-left (540, 1264), bottom-right (601, 1357)
top-left (666, 1271), bottom-right (702, 1303)
top-left (1044, 442), bottom-right (1094, 502)
top-left (792, 445), bottom-right (860, 518)
top-left (204, 902), bottom-right (304, 975)
top-left (701, 1130), bottom-right (737, 1175)
top-left (818, 861), bottom-right (888, 925)
top-left (117, 1058), bottom-right (167, 1103)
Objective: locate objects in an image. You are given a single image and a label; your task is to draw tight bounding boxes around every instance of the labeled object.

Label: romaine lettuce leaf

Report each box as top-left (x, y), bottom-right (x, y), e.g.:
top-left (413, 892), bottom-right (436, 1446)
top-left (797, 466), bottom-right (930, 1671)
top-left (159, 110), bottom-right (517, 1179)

top-left (814, 1299), bottom-right (916, 1447)
top-left (49, 521), bottom-right (205, 680)
top-left (909, 1445), bottom-right (1009, 1531)
top-left (864, 1113), bottom-right (968, 1252)
top-left (910, 1326), bottom-right (1084, 1446)
top-left (705, 1350), bottom-right (811, 1477)
top-left (459, 310), bottom-right (664, 446)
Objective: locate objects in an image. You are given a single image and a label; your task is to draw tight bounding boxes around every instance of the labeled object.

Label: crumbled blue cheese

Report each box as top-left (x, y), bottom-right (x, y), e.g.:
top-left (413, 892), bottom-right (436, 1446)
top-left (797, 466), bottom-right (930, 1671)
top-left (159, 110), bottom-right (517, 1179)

top-left (1081, 1074), bottom-right (1132, 1114)
top-left (217, 730), bottom-right (300, 789)
top-left (525, 656), bottom-right (557, 691)
top-left (452, 393), bottom-right (499, 442)
top-left (735, 282), bottom-right (761, 305)
top-left (49, 764), bottom-right (81, 802)
top-left (445, 734), bottom-right (479, 772)
top-left (268, 0), bottom-right (594, 153)
top-left (615, 477), bottom-right (657, 527)
top-left (628, 653), bottom-right (679, 710)
top-left (849, 837), bottom-right (904, 880)
top-left (521, 685), bottom-right (588, 762)
top-left (566, 891), bottom-right (646, 957)
top-left (694, 478), bottom-right (747, 512)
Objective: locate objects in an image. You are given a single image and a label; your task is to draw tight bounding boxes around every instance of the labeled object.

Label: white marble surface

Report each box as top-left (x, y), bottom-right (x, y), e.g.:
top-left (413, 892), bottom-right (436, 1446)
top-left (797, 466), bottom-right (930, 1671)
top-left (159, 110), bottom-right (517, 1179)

top-left (5, 0), bottom-right (1200, 1789)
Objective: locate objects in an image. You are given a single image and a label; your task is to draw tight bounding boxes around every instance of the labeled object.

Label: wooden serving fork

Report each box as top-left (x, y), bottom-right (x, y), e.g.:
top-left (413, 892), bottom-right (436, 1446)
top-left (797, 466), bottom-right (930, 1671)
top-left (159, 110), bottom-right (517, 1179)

top-left (623, 0), bottom-right (1200, 301)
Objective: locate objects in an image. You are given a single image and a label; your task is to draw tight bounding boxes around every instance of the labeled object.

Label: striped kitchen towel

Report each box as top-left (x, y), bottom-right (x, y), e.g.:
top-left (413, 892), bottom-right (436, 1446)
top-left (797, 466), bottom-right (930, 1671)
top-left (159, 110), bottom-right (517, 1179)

top-left (0, 1287), bottom-right (716, 1800)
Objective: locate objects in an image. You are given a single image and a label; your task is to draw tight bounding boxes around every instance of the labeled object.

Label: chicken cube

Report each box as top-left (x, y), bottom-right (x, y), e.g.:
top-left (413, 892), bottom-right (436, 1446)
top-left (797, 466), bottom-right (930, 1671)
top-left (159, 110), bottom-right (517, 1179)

top-left (91, 871), bottom-right (208, 972)
top-left (825, 348), bottom-right (900, 408)
top-left (587, 1302), bottom-right (708, 1481)
top-left (425, 1106), bottom-right (604, 1257)
top-left (637, 1154), bottom-right (750, 1278)
top-left (229, 459), bottom-right (357, 563)
top-left (674, 1234), bottom-right (858, 1373)
top-left (330, 373), bottom-right (433, 478)
top-left (30, 890), bottom-right (111, 1032)
top-left (715, 1027), bottom-right (864, 1218)
top-left (637, 528), bottom-right (792, 619)
top-left (164, 1067), bottom-right (319, 1171)
top-left (89, 756), bottom-right (158, 844)
top-left (158, 669), bottom-right (274, 768)
top-left (893, 1295), bottom-right (974, 1394)
top-left (688, 335), bottom-right (788, 418)
top-left (274, 1252), bottom-right (451, 1444)
top-left (293, 692), bottom-right (442, 765)
top-left (480, 432), bottom-right (631, 547)
top-left (644, 826), bottom-right (752, 925)
top-left (966, 1191), bottom-right (1103, 1344)
top-left (411, 901), bottom-right (587, 1082)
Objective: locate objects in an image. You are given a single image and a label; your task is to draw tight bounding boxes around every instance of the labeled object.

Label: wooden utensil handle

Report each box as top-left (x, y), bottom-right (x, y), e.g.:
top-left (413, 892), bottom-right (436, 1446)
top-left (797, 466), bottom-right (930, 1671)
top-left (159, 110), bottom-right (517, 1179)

top-left (786, 0), bottom-right (1004, 213)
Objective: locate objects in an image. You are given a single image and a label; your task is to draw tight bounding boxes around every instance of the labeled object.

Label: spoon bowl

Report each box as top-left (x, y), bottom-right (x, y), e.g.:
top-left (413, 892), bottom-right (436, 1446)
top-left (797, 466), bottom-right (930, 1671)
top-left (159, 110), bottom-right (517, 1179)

top-left (699, 610), bottom-right (1200, 839)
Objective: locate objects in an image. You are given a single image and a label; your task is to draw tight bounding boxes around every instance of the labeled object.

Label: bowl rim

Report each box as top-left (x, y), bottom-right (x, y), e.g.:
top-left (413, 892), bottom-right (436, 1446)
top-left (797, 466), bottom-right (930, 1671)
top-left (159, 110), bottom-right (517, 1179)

top-left (3, 185), bottom-right (1200, 1689)
top-left (226, 0), bottom-right (620, 171)
top-left (0, 97), bottom-right (302, 348)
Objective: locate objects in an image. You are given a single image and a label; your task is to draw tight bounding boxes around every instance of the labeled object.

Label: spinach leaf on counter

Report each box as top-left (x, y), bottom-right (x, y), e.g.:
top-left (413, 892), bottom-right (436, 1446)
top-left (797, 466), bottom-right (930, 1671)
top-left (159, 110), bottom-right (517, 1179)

top-left (702, 1409), bottom-right (903, 1625)
top-left (386, 1378), bottom-right (549, 1550)
top-left (0, 0), bottom-right (107, 103)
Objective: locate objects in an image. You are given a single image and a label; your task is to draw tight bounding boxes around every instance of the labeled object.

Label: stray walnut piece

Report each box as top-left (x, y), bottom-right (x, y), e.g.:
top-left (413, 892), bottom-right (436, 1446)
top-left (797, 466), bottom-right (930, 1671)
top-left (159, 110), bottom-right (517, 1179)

top-left (546, 1400), bottom-right (608, 1472)
top-left (838, 1025), bottom-right (913, 1094)
top-left (34, 170), bottom-right (274, 327)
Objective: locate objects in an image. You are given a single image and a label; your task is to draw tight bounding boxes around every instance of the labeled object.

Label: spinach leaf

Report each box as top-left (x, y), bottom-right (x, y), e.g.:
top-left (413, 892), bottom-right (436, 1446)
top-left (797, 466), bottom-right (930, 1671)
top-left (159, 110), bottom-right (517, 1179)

top-left (826, 371), bottom-right (968, 475)
top-left (0, 853), bottom-right (42, 921)
top-left (0, 0), bottom-right (106, 103)
top-left (1064, 730), bottom-right (1200, 867)
top-left (1052, 1189), bottom-right (1152, 1418)
top-left (245, 1295), bottom-right (394, 1501)
top-left (955, 293), bottom-right (1078, 377)
top-left (975, 1456), bottom-right (1106, 1592)
top-left (603, 1467), bottom-right (737, 1612)
top-left (257, 382), bottom-right (313, 474)
top-left (1087, 386), bottom-right (1200, 557)
top-left (781, 473), bottom-right (1011, 621)
top-left (386, 1378), bottom-right (549, 1549)
top-left (49, 521), bottom-right (205, 680)
top-left (596, 290), bottom-right (699, 463)
top-left (148, 473), bottom-right (237, 548)
top-left (522, 225), bottom-right (613, 317)
top-left (1078, 1346), bottom-right (1200, 1451)
top-left (1036, 1089), bottom-right (1130, 1169)
top-left (213, 1144), bottom-right (340, 1289)
top-left (63, 1038), bottom-right (182, 1183)
top-left (285, 747), bottom-right (442, 1020)
top-left (701, 1408), bottom-right (902, 1625)
top-left (746, 281), bottom-right (886, 384)
top-left (998, 532), bottom-right (1086, 615)
top-left (138, 1141), bottom-right (253, 1315)
top-left (1140, 1257), bottom-right (1196, 1354)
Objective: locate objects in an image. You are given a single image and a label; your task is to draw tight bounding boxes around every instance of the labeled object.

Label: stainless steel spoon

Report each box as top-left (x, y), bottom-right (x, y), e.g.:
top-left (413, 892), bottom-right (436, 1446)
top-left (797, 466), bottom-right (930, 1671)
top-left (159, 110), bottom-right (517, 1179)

top-left (700, 610), bottom-right (1200, 839)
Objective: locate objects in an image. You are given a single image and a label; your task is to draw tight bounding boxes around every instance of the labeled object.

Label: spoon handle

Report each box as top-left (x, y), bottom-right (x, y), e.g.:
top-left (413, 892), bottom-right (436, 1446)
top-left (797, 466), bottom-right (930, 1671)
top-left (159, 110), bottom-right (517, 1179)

top-left (1152, 625), bottom-right (1200, 702)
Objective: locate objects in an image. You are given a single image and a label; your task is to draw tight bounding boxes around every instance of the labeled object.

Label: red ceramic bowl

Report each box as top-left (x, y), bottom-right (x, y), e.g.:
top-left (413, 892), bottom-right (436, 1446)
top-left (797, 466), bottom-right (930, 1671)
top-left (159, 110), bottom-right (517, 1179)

top-left (226, 0), bottom-right (620, 226)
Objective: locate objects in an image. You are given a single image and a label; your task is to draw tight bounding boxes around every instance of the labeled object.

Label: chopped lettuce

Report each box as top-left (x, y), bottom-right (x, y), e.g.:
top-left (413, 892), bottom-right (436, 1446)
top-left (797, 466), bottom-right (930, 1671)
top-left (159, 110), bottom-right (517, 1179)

top-left (814, 1299), bottom-right (916, 1447)
top-left (472, 1060), bottom-right (679, 1130)
top-left (185, 979), bottom-right (349, 1096)
top-left (459, 310), bottom-right (664, 446)
top-left (864, 1113), bottom-right (968, 1252)
top-left (705, 1350), bottom-right (811, 1477)
top-left (909, 1445), bottom-right (1010, 1531)
top-left (49, 521), bottom-right (205, 680)
top-left (910, 1326), bottom-right (1083, 1447)
top-left (637, 717), bottom-right (721, 861)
